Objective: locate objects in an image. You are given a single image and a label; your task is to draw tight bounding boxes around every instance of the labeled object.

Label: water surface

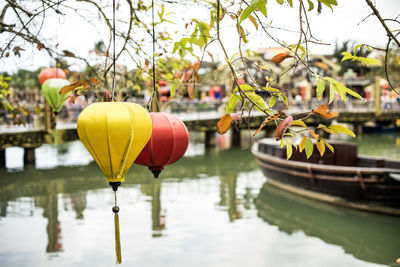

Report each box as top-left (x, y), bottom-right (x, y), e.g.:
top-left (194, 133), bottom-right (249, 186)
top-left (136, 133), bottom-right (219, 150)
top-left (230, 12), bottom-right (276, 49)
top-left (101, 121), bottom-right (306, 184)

top-left (1, 133), bottom-right (399, 267)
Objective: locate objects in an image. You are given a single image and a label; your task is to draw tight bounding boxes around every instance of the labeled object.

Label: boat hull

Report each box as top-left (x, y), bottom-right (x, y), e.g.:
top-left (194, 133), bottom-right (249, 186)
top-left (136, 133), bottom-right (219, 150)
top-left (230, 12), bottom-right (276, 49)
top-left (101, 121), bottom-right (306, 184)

top-left (252, 140), bottom-right (400, 216)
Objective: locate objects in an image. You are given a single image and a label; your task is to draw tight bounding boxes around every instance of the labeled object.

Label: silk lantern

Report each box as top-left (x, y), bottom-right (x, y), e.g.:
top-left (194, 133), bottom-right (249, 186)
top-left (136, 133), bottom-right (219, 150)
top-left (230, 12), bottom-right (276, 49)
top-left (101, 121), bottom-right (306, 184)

top-left (41, 78), bottom-right (71, 114)
top-left (77, 102), bottom-right (152, 188)
top-left (38, 67), bottom-right (66, 85)
top-left (135, 112), bottom-right (189, 178)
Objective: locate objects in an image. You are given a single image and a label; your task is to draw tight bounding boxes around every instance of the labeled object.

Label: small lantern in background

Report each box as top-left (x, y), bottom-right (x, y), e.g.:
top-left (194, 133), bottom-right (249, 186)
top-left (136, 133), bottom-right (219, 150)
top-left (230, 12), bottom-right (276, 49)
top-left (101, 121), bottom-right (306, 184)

top-left (41, 78), bottom-right (71, 115)
top-left (135, 112), bottom-right (189, 178)
top-left (38, 67), bottom-right (66, 85)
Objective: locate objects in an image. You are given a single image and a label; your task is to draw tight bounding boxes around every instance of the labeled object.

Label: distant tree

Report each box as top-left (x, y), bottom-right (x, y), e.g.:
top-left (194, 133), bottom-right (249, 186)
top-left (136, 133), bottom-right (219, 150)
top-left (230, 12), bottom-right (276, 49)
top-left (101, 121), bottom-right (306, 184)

top-left (333, 40), bottom-right (373, 76)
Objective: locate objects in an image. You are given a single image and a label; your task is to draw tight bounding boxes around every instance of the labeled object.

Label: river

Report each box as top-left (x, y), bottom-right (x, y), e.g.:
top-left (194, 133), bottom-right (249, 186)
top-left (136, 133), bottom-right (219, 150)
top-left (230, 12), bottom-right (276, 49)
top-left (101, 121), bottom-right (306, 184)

top-left (0, 132), bottom-right (399, 267)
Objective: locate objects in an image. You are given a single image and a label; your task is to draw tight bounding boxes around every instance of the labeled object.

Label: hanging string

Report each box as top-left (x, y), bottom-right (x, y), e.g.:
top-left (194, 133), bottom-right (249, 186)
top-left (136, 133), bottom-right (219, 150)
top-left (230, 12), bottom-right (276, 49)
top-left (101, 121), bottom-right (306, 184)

top-left (110, 1), bottom-right (121, 263)
top-left (111, 0), bottom-right (117, 101)
top-left (148, 0), bottom-right (161, 112)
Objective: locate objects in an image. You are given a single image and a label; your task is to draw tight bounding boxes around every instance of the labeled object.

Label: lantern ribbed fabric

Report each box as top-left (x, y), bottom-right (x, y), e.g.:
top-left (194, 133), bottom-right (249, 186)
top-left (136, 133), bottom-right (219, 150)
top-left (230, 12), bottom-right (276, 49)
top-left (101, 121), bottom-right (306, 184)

top-left (41, 78), bottom-right (71, 113)
top-left (135, 112), bottom-right (189, 175)
top-left (38, 67), bottom-right (66, 85)
top-left (77, 102), bottom-right (152, 182)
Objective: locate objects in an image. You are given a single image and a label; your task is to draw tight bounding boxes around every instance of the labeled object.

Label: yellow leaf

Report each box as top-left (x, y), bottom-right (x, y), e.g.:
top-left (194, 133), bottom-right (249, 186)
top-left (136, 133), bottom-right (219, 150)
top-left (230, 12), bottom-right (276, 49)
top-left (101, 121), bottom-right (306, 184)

top-left (286, 142), bottom-right (293, 159)
top-left (318, 124), bottom-right (334, 134)
top-left (292, 120), bottom-right (307, 128)
top-left (238, 25), bottom-right (248, 43)
top-left (321, 138), bottom-right (334, 153)
top-left (299, 136), bottom-right (307, 152)
top-left (329, 124), bottom-right (356, 138)
top-left (35, 105), bottom-right (41, 115)
top-left (217, 114), bottom-right (232, 135)
top-left (316, 140), bottom-right (325, 156)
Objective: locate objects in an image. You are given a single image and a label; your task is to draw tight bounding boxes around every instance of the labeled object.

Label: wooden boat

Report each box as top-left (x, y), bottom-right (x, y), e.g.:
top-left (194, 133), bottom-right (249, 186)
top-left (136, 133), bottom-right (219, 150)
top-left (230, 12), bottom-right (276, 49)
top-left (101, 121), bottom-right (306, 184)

top-left (252, 138), bottom-right (400, 216)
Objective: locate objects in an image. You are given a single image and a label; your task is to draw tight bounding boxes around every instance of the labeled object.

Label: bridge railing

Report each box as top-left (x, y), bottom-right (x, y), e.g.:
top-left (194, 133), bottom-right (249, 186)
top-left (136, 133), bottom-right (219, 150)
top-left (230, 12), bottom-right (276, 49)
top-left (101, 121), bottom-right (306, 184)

top-left (1, 98), bottom-right (399, 131)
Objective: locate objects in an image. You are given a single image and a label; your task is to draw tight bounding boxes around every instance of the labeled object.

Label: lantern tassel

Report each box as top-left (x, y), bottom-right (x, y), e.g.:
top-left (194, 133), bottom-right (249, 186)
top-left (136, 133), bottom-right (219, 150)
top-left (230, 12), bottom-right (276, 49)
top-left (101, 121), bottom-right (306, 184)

top-left (114, 213), bottom-right (122, 264)
top-left (111, 185), bottom-right (122, 264)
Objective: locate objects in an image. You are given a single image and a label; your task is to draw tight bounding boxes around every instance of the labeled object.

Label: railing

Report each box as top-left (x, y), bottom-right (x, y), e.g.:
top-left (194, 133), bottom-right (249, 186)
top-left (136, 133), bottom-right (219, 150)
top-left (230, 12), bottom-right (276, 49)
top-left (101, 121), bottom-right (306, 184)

top-left (1, 98), bottom-right (399, 132)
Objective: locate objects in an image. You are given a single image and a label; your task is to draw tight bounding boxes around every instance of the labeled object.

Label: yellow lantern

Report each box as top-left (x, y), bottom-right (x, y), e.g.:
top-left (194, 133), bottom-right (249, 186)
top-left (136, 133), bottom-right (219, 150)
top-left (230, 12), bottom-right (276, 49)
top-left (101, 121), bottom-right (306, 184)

top-left (77, 102), bottom-right (152, 184)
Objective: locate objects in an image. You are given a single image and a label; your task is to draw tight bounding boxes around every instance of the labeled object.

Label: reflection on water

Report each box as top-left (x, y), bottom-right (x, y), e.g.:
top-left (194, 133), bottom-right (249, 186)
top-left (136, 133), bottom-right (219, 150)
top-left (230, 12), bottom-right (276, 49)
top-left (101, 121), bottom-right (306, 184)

top-left (0, 133), bottom-right (399, 267)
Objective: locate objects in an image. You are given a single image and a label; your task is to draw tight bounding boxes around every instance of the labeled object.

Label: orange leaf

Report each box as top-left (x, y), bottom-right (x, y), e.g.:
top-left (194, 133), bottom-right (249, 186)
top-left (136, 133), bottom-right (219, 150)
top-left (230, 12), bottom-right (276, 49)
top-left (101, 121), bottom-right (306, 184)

top-left (190, 62), bottom-right (201, 70)
top-left (271, 53), bottom-right (293, 65)
top-left (275, 116), bottom-right (293, 140)
top-left (253, 111), bottom-right (282, 136)
top-left (310, 130), bottom-right (320, 141)
top-left (312, 104), bottom-right (338, 119)
top-left (59, 81), bottom-right (83, 94)
top-left (89, 77), bottom-right (101, 85)
top-left (217, 114), bottom-right (232, 135)
top-left (82, 82), bottom-right (90, 89)
top-left (37, 43), bottom-right (45, 50)
top-left (69, 95), bottom-right (77, 104)
top-left (237, 25), bottom-right (248, 43)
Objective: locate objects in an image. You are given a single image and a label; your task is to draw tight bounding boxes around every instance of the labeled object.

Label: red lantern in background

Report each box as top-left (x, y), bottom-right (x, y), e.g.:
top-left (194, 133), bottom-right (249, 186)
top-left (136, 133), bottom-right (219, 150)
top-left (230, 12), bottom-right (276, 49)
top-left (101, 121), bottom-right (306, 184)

top-left (135, 112), bottom-right (189, 178)
top-left (38, 67), bottom-right (66, 85)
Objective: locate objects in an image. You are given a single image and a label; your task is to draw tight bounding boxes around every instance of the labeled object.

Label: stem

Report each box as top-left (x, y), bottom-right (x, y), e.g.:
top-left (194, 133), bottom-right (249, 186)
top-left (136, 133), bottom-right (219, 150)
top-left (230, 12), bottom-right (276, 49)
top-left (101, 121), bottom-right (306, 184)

top-left (364, 0), bottom-right (400, 47)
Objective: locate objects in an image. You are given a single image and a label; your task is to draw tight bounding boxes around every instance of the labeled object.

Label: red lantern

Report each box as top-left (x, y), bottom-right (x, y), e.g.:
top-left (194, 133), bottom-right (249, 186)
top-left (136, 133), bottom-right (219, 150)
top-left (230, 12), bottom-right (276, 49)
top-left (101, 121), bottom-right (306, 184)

top-left (135, 112), bottom-right (189, 178)
top-left (38, 68), bottom-right (66, 85)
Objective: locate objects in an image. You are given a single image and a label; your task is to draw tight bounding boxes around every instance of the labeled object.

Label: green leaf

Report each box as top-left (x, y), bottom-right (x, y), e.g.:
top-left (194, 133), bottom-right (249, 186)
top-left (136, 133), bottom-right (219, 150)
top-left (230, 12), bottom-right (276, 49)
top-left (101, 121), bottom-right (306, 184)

top-left (264, 87), bottom-right (280, 92)
top-left (341, 51), bottom-right (353, 62)
top-left (234, 84), bottom-right (255, 92)
top-left (278, 94), bottom-right (288, 107)
top-left (276, 0), bottom-right (284, 4)
top-left (226, 93), bottom-right (240, 113)
top-left (344, 87), bottom-right (363, 100)
top-left (329, 124), bottom-right (356, 137)
top-left (244, 92), bottom-right (269, 112)
top-left (316, 78), bottom-right (325, 98)
top-left (307, 0), bottom-right (314, 11)
top-left (240, 0), bottom-right (267, 23)
top-left (305, 138), bottom-right (313, 159)
top-left (258, 2), bottom-right (267, 16)
top-left (317, 0), bottom-right (337, 10)
top-left (240, 3), bottom-right (258, 23)
top-left (269, 95), bottom-right (277, 108)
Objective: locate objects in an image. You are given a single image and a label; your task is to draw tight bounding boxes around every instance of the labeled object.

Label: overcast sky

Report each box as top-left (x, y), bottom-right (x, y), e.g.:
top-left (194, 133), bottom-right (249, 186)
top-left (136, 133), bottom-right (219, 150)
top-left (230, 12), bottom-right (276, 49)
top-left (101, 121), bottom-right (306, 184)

top-left (1, 0), bottom-right (399, 73)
